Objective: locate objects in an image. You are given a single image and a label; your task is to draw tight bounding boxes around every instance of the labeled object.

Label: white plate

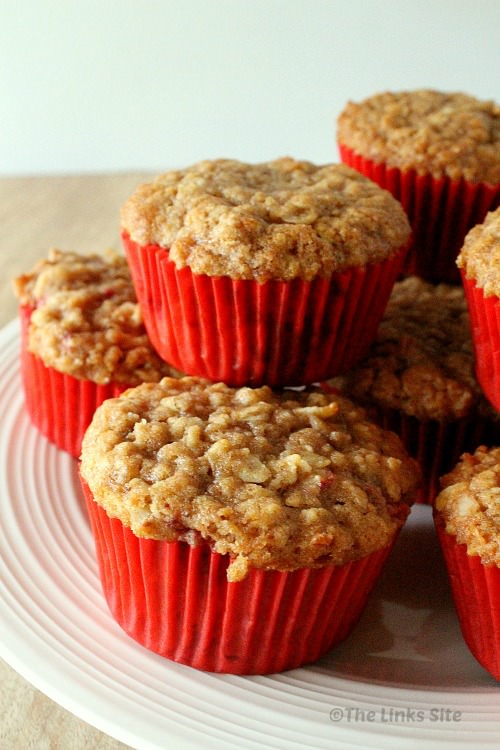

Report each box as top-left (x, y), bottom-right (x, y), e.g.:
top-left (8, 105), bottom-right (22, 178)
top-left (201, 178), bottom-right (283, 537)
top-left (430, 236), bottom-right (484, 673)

top-left (1, 317), bottom-right (499, 750)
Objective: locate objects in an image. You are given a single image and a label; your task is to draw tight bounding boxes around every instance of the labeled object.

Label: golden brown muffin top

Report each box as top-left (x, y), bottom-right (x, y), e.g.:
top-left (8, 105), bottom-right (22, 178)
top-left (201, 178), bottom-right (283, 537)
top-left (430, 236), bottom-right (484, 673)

top-left (328, 276), bottom-right (493, 421)
top-left (120, 157), bottom-right (410, 282)
top-left (457, 207), bottom-right (500, 297)
top-left (337, 89), bottom-right (500, 183)
top-left (436, 445), bottom-right (500, 566)
top-left (13, 249), bottom-right (178, 385)
top-left (80, 377), bottom-right (419, 581)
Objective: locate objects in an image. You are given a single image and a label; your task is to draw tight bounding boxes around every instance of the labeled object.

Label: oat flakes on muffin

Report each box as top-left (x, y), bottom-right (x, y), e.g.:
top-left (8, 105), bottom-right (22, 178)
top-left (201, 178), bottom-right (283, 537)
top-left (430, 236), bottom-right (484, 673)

top-left (121, 157), bottom-right (411, 386)
top-left (337, 89), bottom-right (500, 282)
top-left (80, 377), bottom-right (420, 673)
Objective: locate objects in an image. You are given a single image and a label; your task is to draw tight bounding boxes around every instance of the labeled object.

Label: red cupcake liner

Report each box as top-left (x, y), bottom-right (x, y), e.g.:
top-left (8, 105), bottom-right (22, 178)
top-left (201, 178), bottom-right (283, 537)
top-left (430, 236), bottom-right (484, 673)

top-left (122, 231), bottom-right (407, 387)
top-left (461, 274), bottom-right (500, 412)
top-left (320, 383), bottom-right (499, 504)
top-left (434, 514), bottom-right (500, 681)
top-left (19, 305), bottom-right (131, 457)
top-left (339, 144), bottom-right (500, 284)
top-left (81, 479), bottom-right (398, 674)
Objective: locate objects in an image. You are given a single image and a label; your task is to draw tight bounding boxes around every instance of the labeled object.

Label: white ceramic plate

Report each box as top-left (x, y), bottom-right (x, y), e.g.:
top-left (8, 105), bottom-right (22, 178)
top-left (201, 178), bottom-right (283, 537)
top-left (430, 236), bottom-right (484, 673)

top-left (1, 318), bottom-right (499, 750)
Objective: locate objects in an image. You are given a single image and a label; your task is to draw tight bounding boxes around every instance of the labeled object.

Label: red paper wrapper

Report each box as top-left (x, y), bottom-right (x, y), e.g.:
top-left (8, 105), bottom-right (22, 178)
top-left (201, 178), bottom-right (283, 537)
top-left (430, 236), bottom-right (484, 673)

top-left (461, 274), bottom-right (500, 412)
top-left (435, 515), bottom-right (500, 681)
top-left (320, 383), bottom-right (499, 504)
top-left (122, 231), bottom-right (407, 387)
top-left (19, 305), bottom-right (131, 457)
top-left (82, 479), bottom-right (397, 674)
top-left (339, 144), bottom-right (500, 284)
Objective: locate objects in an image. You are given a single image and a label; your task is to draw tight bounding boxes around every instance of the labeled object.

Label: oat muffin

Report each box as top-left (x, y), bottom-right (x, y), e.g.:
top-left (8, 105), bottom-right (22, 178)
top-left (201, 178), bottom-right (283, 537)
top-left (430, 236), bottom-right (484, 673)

top-left (326, 276), bottom-right (499, 503)
top-left (121, 157), bottom-right (410, 386)
top-left (434, 446), bottom-right (500, 680)
top-left (337, 90), bottom-right (500, 283)
top-left (457, 208), bottom-right (500, 411)
top-left (13, 249), bottom-right (179, 457)
top-left (80, 377), bottom-right (420, 673)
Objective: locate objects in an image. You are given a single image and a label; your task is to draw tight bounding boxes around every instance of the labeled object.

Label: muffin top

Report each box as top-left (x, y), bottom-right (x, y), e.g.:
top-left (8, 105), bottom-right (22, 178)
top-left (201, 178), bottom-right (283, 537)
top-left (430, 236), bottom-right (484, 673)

top-left (328, 276), bottom-right (493, 421)
top-left (13, 249), bottom-right (178, 385)
top-left (457, 207), bottom-right (500, 297)
top-left (436, 445), bottom-right (500, 566)
top-left (80, 377), bottom-right (419, 581)
top-left (120, 157), bottom-right (410, 282)
top-left (337, 89), bottom-right (500, 183)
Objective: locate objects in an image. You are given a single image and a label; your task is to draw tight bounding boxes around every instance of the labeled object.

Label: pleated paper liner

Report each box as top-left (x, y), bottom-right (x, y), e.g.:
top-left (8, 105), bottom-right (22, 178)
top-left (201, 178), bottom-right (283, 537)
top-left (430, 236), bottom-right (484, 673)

top-left (434, 514), bottom-right (500, 681)
top-left (81, 479), bottom-right (399, 675)
top-left (122, 231), bottom-right (407, 387)
top-left (338, 144), bottom-right (500, 284)
top-left (461, 274), bottom-right (500, 412)
top-left (19, 305), bottom-right (131, 457)
top-left (320, 382), bottom-right (499, 504)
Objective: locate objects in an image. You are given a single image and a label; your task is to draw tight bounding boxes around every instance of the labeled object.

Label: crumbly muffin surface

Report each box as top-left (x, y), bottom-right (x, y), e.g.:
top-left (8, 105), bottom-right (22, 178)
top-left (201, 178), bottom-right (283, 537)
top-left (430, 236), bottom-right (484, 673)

top-left (120, 157), bottom-right (410, 282)
top-left (337, 90), bottom-right (500, 183)
top-left (80, 377), bottom-right (419, 581)
top-left (329, 276), bottom-right (491, 421)
top-left (457, 207), bottom-right (500, 297)
top-left (436, 446), bottom-right (500, 566)
top-left (13, 249), bottom-right (177, 385)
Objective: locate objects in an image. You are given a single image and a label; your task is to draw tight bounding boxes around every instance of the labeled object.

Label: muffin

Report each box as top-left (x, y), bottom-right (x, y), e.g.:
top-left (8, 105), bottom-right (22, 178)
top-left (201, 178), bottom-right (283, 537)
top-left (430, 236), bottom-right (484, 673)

top-left (13, 249), bottom-right (179, 457)
top-left (457, 207), bottom-right (500, 411)
top-left (80, 377), bottom-right (420, 674)
top-left (120, 157), bottom-right (410, 387)
top-left (337, 89), bottom-right (500, 283)
top-left (324, 276), bottom-right (499, 503)
top-left (434, 446), bottom-right (500, 680)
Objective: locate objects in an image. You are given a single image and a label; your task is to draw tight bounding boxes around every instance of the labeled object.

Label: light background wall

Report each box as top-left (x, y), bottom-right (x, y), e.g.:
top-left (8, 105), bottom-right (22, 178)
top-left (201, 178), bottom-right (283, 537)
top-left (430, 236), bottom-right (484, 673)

top-left (1, 0), bottom-right (499, 175)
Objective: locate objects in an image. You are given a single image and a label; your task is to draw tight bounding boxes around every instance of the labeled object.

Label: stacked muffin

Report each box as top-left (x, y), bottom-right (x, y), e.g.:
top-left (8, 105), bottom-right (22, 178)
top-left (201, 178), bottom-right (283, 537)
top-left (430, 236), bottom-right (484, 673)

top-left (434, 446), bottom-right (500, 681)
top-left (12, 249), bottom-right (179, 457)
top-left (325, 275), bottom-right (500, 503)
top-left (336, 89), bottom-right (500, 680)
top-left (76, 156), bottom-right (424, 674)
top-left (120, 157), bottom-right (411, 385)
top-left (337, 89), bottom-right (500, 282)
top-left (457, 207), bottom-right (500, 410)
top-left (80, 378), bottom-right (418, 673)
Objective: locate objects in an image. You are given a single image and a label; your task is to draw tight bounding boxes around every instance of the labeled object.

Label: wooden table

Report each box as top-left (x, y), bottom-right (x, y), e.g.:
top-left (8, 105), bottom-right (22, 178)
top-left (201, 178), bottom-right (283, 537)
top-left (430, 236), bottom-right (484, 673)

top-left (0, 172), bottom-right (155, 750)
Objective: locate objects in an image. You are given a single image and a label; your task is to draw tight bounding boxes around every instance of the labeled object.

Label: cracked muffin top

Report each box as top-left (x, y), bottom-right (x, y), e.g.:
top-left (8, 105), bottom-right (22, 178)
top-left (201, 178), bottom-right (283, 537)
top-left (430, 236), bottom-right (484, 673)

top-left (337, 89), bottom-right (500, 183)
top-left (328, 276), bottom-right (494, 421)
top-left (13, 249), bottom-right (178, 385)
top-left (80, 377), bottom-right (420, 581)
top-left (436, 445), bottom-right (500, 566)
top-left (457, 207), bottom-right (500, 297)
top-left (120, 157), bottom-right (410, 282)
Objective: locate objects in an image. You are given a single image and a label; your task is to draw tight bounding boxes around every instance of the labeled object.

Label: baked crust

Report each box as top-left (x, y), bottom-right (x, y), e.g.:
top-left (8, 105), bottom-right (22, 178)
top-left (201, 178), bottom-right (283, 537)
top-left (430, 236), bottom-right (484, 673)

top-left (436, 445), bottom-right (500, 566)
top-left (329, 276), bottom-right (493, 421)
top-left (80, 377), bottom-right (419, 581)
top-left (120, 158), bottom-right (410, 282)
top-left (457, 207), bottom-right (500, 297)
top-left (13, 249), bottom-right (178, 385)
top-left (337, 89), bottom-right (500, 183)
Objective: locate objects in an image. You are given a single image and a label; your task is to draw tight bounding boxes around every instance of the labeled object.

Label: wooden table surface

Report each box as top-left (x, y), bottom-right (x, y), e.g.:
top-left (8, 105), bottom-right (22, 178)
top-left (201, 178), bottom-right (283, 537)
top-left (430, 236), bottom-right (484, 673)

top-left (0, 172), bottom-right (155, 750)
